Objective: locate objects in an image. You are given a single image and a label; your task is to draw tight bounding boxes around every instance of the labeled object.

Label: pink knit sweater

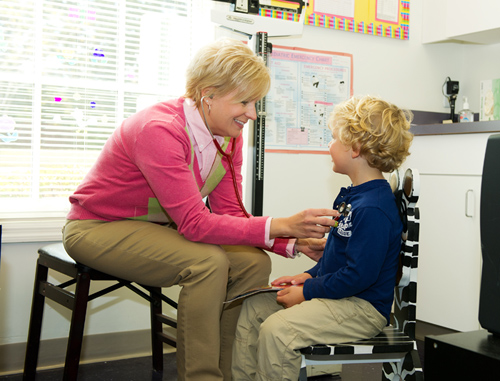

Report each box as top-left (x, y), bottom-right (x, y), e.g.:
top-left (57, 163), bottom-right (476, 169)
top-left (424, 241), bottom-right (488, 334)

top-left (67, 98), bottom-right (289, 256)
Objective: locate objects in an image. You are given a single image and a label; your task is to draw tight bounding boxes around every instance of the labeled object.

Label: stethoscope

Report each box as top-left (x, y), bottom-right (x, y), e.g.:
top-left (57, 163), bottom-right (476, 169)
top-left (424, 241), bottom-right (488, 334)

top-left (200, 95), bottom-right (251, 218)
top-left (333, 202), bottom-right (351, 227)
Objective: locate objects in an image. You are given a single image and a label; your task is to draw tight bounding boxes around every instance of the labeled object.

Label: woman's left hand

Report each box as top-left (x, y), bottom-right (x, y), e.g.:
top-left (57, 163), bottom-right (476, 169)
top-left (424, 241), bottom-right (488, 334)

top-left (295, 238), bottom-right (327, 262)
top-left (276, 285), bottom-right (305, 308)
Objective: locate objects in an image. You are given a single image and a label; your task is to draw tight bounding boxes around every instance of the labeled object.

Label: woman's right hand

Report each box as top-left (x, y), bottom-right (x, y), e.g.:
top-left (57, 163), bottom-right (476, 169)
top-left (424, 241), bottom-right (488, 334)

top-left (295, 237), bottom-right (327, 262)
top-left (270, 208), bottom-right (339, 239)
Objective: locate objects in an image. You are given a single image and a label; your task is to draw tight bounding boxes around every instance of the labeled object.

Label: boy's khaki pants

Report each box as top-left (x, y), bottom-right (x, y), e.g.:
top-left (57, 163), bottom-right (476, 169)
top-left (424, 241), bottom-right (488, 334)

top-left (232, 292), bottom-right (387, 381)
top-left (63, 219), bottom-right (271, 381)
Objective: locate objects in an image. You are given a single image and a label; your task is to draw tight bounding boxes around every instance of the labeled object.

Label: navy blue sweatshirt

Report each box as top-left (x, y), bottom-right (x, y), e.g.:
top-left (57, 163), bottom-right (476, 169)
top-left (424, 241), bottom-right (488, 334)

top-left (303, 179), bottom-right (402, 323)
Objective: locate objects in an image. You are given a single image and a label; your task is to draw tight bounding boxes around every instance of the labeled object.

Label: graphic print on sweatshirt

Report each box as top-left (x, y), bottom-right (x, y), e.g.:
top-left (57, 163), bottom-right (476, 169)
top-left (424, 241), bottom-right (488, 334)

top-left (337, 212), bottom-right (352, 237)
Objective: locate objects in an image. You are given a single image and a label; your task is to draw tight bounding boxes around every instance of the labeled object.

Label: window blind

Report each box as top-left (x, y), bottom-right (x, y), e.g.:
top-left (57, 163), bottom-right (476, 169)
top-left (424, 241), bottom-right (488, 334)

top-left (0, 0), bottom-right (214, 242)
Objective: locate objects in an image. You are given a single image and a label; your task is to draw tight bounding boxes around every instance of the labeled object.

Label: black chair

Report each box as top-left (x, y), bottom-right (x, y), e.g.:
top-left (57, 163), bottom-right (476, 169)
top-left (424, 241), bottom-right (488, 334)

top-left (298, 168), bottom-right (423, 381)
top-left (479, 133), bottom-right (500, 336)
top-left (23, 243), bottom-right (177, 380)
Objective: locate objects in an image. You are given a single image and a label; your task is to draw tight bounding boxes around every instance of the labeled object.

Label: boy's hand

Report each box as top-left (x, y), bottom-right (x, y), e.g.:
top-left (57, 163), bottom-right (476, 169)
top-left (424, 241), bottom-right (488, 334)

top-left (276, 285), bottom-right (305, 308)
top-left (273, 273), bottom-right (312, 307)
top-left (271, 272), bottom-right (312, 287)
top-left (296, 238), bottom-right (327, 262)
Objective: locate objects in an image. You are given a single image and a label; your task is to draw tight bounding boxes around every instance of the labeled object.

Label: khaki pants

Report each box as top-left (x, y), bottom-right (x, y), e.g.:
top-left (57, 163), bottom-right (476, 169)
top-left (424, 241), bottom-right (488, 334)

top-left (231, 292), bottom-right (387, 381)
top-left (63, 219), bottom-right (271, 381)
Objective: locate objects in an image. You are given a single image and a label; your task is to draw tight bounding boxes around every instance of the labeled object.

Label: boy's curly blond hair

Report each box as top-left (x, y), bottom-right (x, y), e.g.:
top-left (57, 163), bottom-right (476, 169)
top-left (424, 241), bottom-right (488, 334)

top-left (329, 95), bottom-right (413, 173)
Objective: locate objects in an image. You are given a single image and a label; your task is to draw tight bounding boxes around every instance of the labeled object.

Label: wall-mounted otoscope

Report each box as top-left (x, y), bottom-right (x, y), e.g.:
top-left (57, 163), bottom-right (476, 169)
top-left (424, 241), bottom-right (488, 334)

top-left (443, 77), bottom-right (459, 122)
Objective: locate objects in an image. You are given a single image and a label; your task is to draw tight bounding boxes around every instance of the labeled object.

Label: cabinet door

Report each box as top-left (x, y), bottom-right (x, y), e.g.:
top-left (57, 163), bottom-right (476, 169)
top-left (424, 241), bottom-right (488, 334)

top-left (445, 0), bottom-right (500, 44)
top-left (405, 133), bottom-right (489, 177)
top-left (416, 174), bottom-right (482, 332)
top-left (422, 0), bottom-right (500, 44)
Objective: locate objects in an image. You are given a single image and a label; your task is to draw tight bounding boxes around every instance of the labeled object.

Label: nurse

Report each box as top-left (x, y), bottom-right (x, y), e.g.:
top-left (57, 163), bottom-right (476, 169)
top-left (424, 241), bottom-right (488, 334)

top-left (62, 38), bottom-right (338, 380)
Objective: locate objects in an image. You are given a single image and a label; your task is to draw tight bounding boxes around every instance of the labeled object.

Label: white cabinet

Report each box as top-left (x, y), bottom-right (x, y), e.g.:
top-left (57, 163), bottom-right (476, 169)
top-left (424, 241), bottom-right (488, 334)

top-left (404, 132), bottom-right (492, 331)
top-left (422, 0), bottom-right (500, 44)
top-left (416, 174), bottom-right (482, 331)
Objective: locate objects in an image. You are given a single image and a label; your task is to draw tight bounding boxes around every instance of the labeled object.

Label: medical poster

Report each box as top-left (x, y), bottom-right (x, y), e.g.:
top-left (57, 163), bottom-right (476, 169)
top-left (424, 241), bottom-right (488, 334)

top-left (304, 0), bottom-right (410, 40)
top-left (265, 45), bottom-right (353, 153)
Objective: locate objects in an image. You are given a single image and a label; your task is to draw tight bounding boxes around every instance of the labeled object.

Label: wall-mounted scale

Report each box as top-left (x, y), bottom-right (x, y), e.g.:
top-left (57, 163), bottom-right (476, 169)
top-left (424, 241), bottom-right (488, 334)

top-left (210, 0), bottom-right (306, 215)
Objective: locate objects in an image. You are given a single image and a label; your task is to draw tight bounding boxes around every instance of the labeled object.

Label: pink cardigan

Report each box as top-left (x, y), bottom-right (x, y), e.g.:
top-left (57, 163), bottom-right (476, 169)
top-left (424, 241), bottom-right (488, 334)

top-left (67, 98), bottom-right (289, 256)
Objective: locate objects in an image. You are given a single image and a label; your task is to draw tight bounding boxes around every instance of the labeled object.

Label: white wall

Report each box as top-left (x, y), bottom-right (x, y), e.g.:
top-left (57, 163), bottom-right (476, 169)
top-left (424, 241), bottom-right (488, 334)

top-left (0, 242), bottom-right (180, 346)
top-left (265, 2), bottom-right (464, 113)
top-left (2, 0), bottom-right (500, 352)
top-left (262, 0), bottom-right (497, 281)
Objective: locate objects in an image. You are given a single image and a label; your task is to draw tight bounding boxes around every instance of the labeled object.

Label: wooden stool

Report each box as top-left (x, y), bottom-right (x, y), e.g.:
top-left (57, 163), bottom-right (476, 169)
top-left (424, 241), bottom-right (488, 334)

top-left (23, 243), bottom-right (177, 380)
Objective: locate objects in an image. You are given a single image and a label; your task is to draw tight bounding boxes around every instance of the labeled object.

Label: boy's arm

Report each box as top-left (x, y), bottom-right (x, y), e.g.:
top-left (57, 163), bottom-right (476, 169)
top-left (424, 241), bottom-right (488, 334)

top-left (305, 263), bottom-right (320, 278)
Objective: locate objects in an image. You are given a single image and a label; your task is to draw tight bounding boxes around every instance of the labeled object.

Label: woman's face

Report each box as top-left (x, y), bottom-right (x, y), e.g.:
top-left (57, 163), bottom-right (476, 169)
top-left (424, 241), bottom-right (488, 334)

top-left (204, 90), bottom-right (258, 138)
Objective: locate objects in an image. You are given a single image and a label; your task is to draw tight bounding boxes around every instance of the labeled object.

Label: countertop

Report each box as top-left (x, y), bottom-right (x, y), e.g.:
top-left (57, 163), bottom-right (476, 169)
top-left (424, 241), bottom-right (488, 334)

top-left (411, 120), bottom-right (500, 136)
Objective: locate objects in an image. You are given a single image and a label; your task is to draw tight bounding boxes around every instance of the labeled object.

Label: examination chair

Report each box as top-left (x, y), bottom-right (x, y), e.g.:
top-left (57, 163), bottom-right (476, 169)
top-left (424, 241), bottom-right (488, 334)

top-left (23, 243), bottom-right (177, 380)
top-left (298, 168), bottom-right (423, 380)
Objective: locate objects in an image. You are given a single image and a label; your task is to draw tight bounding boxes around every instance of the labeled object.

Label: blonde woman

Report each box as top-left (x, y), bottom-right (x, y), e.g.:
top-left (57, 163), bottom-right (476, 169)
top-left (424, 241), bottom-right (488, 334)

top-left (63, 38), bottom-right (337, 380)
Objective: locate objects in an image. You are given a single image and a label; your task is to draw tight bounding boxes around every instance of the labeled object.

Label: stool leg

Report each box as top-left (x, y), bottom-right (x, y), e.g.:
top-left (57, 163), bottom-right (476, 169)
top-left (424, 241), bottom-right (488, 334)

top-left (150, 287), bottom-right (164, 372)
top-left (63, 271), bottom-right (91, 381)
top-left (23, 260), bottom-right (49, 380)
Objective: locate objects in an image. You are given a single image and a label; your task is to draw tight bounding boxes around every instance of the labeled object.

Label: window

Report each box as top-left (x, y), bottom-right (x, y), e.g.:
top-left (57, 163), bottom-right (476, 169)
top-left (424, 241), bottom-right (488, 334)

top-left (0, 0), bottom-right (215, 242)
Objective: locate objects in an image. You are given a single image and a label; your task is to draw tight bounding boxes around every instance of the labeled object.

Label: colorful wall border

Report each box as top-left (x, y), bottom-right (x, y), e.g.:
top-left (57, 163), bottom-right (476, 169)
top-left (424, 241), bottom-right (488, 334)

top-left (304, 0), bottom-right (410, 40)
top-left (259, 7), bottom-right (301, 21)
top-left (256, 1), bottom-right (409, 39)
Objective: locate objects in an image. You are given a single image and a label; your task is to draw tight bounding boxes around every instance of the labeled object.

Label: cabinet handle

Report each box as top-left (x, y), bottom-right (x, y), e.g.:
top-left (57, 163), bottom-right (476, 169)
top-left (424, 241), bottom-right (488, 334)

top-left (465, 189), bottom-right (474, 218)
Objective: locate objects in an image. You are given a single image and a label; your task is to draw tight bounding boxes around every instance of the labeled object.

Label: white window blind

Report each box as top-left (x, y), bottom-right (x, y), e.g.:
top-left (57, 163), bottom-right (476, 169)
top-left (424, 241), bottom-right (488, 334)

top-left (0, 0), bottom-right (215, 242)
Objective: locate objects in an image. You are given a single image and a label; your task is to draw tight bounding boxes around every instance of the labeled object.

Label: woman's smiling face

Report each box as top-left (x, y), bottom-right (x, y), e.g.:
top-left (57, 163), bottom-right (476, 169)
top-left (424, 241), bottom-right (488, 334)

top-left (203, 89), bottom-right (258, 138)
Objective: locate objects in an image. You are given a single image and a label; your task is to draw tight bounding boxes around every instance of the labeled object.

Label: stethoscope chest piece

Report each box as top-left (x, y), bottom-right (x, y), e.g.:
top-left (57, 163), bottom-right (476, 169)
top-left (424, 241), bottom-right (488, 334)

top-left (338, 202), bottom-right (352, 216)
top-left (333, 202), bottom-right (352, 228)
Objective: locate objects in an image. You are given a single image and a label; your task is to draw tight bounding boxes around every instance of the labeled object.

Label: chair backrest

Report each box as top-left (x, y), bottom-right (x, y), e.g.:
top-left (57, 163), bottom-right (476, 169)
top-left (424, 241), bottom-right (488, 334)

top-left (389, 168), bottom-right (420, 340)
top-left (479, 134), bottom-right (500, 336)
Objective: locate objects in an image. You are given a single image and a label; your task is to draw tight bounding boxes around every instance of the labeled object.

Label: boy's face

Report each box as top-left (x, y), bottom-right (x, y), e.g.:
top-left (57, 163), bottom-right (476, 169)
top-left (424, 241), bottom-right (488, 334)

top-left (328, 128), bottom-right (352, 175)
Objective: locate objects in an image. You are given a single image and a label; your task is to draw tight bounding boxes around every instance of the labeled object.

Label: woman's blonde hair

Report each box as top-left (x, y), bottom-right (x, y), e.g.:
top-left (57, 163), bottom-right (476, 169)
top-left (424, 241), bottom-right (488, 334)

top-left (329, 95), bottom-right (413, 173)
top-left (185, 38), bottom-right (271, 108)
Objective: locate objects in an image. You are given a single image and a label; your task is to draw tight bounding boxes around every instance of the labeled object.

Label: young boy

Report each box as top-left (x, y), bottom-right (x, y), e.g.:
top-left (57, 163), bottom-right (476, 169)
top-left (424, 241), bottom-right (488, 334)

top-left (231, 95), bottom-right (413, 380)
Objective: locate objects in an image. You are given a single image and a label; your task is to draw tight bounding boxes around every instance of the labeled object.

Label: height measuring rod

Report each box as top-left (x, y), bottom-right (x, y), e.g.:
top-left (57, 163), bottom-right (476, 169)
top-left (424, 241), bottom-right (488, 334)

top-left (252, 31), bottom-right (270, 216)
